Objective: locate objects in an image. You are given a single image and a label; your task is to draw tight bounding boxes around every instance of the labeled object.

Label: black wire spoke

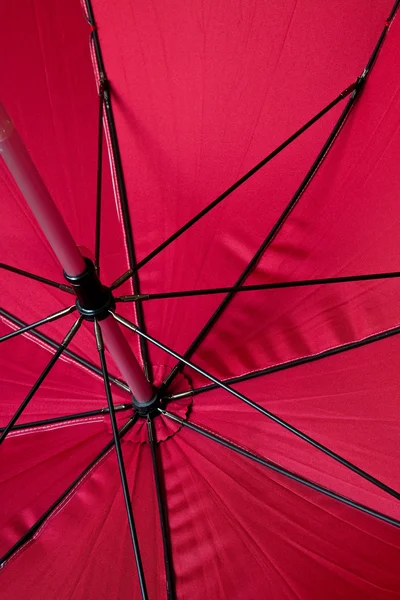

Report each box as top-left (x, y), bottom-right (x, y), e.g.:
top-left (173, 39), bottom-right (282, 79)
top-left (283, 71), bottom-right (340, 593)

top-left (0, 317), bottom-right (83, 445)
top-left (110, 81), bottom-right (358, 293)
top-left (115, 271), bottom-right (400, 303)
top-left (161, 409), bottom-right (400, 530)
top-left (111, 311), bottom-right (400, 503)
top-left (94, 320), bottom-right (149, 600)
top-left (0, 414), bottom-right (137, 567)
top-left (159, 4), bottom-right (400, 392)
top-left (94, 87), bottom-right (104, 274)
top-left (85, 0), bottom-right (151, 382)
top-left (147, 416), bottom-right (175, 600)
top-left (0, 305), bottom-right (76, 344)
top-left (0, 307), bottom-right (130, 393)
top-left (0, 262), bottom-right (73, 294)
top-left (166, 323), bottom-right (400, 401)
top-left (0, 404), bottom-right (132, 434)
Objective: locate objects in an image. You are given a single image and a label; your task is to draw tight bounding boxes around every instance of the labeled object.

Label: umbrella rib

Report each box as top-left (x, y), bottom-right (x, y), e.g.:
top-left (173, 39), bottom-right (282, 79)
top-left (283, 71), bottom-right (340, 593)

top-left (159, 2), bottom-right (400, 392)
top-left (94, 320), bottom-right (149, 600)
top-left (160, 93), bottom-right (359, 391)
top-left (161, 410), bottom-right (400, 530)
top-left (115, 270), bottom-right (400, 302)
top-left (94, 88), bottom-right (104, 274)
top-left (0, 317), bottom-right (83, 445)
top-left (0, 307), bottom-right (130, 393)
top-left (0, 415), bottom-right (137, 568)
top-left (147, 417), bottom-right (176, 600)
top-left (0, 404), bottom-right (132, 434)
top-left (112, 311), bottom-right (400, 503)
top-left (85, 0), bottom-right (152, 381)
top-left (166, 323), bottom-right (400, 400)
top-left (0, 262), bottom-right (73, 294)
top-left (0, 305), bottom-right (76, 344)
top-left (110, 80), bottom-right (358, 292)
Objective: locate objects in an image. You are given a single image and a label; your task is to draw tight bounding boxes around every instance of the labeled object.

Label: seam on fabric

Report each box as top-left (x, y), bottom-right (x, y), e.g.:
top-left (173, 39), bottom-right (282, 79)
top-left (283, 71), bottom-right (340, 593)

top-left (3, 445), bottom-right (115, 567)
top-left (87, 34), bottom-right (144, 370)
top-left (7, 417), bottom-right (104, 438)
top-left (0, 312), bottom-right (107, 383)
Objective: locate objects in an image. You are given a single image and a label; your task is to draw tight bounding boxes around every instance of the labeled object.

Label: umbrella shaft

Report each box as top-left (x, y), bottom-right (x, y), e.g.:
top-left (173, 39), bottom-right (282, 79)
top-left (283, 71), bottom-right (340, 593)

top-left (100, 316), bottom-right (153, 402)
top-left (0, 102), bottom-right (153, 403)
top-left (0, 103), bottom-right (85, 276)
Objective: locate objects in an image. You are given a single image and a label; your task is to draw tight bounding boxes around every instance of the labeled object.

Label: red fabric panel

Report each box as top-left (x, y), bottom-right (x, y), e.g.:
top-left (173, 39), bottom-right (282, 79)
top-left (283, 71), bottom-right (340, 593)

top-left (190, 331), bottom-right (400, 519)
top-left (1, 0), bottom-right (400, 598)
top-left (160, 429), bottom-right (400, 599)
top-left (1, 428), bottom-right (165, 600)
top-left (89, 0), bottom-right (391, 371)
top-left (2, 423), bottom-right (400, 599)
top-left (0, 319), bottom-right (129, 425)
top-left (0, 419), bottom-right (112, 555)
top-left (191, 5), bottom-right (400, 382)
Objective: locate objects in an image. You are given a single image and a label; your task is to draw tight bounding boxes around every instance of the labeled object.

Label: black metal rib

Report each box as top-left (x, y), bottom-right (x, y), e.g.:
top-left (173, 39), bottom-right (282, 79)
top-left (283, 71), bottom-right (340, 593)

top-left (161, 93), bottom-right (361, 391)
top-left (110, 81), bottom-right (358, 292)
top-left (147, 417), bottom-right (175, 600)
top-left (0, 415), bottom-right (137, 568)
top-left (167, 323), bottom-right (400, 401)
top-left (94, 321), bottom-right (148, 600)
top-left (0, 305), bottom-right (76, 344)
top-left (115, 271), bottom-right (400, 303)
top-left (84, 0), bottom-right (151, 382)
top-left (0, 307), bottom-right (130, 393)
top-left (0, 404), bottom-right (132, 434)
top-left (0, 262), bottom-right (73, 294)
top-left (112, 312), bottom-right (400, 503)
top-left (160, 1), bottom-right (400, 392)
top-left (95, 90), bottom-right (104, 274)
top-left (0, 317), bottom-right (83, 445)
top-left (161, 409), bottom-right (400, 530)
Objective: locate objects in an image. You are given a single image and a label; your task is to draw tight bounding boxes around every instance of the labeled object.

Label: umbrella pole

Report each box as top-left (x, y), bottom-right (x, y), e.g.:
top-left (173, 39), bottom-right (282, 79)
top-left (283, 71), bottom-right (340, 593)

top-left (0, 102), bottom-right (154, 405)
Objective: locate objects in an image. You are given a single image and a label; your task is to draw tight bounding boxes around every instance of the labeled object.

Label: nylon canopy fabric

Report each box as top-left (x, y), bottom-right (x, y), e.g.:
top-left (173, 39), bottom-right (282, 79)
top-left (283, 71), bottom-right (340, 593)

top-left (1, 0), bottom-right (400, 598)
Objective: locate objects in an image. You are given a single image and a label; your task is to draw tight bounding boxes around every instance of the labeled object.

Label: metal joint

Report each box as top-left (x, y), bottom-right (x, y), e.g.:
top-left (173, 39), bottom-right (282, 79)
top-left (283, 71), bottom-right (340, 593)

top-left (133, 391), bottom-right (161, 418)
top-left (64, 258), bottom-right (115, 321)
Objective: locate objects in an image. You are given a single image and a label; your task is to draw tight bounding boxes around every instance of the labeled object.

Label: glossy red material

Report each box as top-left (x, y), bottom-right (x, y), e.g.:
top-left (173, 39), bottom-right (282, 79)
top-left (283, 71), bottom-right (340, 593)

top-left (1, 0), bottom-right (400, 598)
top-left (0, 104), bottom-right (86, 277)
top-left (100, 316), bottom-right (153, 402)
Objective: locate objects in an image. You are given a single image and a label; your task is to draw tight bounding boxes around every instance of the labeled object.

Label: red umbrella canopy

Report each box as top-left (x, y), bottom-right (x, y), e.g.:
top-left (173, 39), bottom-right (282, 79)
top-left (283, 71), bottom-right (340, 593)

top-left (1, 0), bottom-right (400, 598)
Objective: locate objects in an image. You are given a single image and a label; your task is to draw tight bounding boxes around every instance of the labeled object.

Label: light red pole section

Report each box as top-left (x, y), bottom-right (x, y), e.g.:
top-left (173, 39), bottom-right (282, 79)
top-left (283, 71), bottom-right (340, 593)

top-left (0, 102), bottom-right (153, 402)
top-left (0, 103), bottom-right (86, 275)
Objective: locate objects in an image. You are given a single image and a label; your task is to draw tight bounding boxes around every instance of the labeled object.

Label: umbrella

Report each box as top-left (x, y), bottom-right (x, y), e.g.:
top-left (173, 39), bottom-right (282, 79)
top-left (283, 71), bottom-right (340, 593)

top-left (1, 0), bottom-right (400, 597)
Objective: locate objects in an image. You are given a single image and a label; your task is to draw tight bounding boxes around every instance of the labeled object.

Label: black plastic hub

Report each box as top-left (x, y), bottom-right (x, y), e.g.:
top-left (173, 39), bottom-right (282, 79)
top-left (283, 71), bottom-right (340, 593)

top-left (133, 392), bottom-right (161, 418)
top-left (64, 258), bottom-right (115, 321)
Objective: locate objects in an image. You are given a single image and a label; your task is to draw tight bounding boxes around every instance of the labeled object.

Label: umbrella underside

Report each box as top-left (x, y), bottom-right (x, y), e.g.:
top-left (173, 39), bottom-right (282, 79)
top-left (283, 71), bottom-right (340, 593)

top-left (1, 0), bottom-right (400, 598)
